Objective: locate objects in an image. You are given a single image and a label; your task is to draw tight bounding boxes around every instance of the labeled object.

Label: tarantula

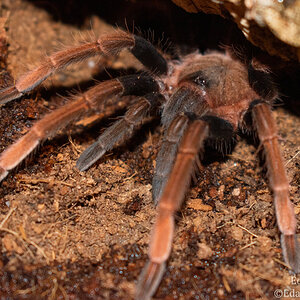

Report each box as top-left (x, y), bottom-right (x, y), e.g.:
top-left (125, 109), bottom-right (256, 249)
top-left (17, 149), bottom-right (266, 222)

top-left (0, 29), bottom-right (299, 299)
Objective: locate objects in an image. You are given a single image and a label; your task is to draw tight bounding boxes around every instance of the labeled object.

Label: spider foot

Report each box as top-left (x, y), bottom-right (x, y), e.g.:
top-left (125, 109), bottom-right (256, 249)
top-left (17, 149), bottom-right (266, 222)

top-left (281, 234), bottom-right (300, 273)
top-left (135, 261), bottom-right (166, 300)
top-left (76, 142), bottom-right (106, 172)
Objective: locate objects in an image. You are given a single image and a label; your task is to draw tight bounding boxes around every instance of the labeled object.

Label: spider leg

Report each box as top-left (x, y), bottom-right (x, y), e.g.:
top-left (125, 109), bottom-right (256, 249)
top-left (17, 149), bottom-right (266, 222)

top-left (153, 86), bottom-right (209, 203)
top-left (76, 92), bottom-right (163, 171)
top-left (136, 119), bottom-right (209, 300)
top-left (0, 29), bottom-right (167, 105)
top-left (252, 101), bottom-right (300, 273)
top-left (152, 114), bottom-right (189, 203)
top-left (0, 74), bottom-right (158, 182)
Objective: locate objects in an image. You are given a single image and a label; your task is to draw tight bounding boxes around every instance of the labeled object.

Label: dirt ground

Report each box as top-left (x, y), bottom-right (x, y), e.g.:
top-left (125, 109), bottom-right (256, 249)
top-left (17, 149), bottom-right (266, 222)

top-left (0, 0), bottom-right (299, 299)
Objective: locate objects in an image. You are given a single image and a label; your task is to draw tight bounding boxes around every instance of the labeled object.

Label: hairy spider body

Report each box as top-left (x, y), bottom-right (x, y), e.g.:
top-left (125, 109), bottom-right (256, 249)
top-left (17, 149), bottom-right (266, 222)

top-left (0, 29), bottom-right (298, 299)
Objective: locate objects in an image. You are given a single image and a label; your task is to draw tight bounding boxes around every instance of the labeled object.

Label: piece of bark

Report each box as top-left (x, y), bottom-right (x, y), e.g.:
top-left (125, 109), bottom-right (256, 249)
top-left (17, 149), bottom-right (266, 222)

top-left (172, 0), bottom-right (300, 62)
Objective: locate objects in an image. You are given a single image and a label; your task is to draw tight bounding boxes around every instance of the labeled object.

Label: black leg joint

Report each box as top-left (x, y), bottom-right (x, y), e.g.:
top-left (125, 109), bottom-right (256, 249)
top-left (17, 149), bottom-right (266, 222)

top-left (248, 63), bottom-right (277, 101)
top-left (144, 92), bottom-right (164, 106)
top-left (131, 35), bottom-right (168, 75)
top-left (200, 115), bottom-right (234, 140)
top-left (242, 99), bottom-right (271, 130)
top-left (118, 74), bottom-right (159, 96)
top-left (249, 99), bottom-right (269, 110)
top-left (184, 111), bottom-right (198, 121)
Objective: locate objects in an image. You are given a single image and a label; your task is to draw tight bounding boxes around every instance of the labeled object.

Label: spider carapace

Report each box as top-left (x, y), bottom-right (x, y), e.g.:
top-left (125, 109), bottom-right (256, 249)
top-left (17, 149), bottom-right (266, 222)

top-left (0, 29), bottom-right (298, 299)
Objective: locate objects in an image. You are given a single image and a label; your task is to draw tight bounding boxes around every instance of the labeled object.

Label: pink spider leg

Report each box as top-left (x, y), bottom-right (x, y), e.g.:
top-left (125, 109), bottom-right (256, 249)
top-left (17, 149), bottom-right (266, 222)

top-left (0, 74), bottom-right (158, 182)
top-left (252, 102), bottom-right (300, 272)
top-left (136, 119), bottom-right (209, 300)
top-left (0, 29), bottom-right (167, 105)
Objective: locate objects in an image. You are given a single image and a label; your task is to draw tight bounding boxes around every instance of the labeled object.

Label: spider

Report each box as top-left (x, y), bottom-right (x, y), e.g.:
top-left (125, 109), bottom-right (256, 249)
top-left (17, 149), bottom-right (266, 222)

top-left (0, 28), bottom-right (299, 299)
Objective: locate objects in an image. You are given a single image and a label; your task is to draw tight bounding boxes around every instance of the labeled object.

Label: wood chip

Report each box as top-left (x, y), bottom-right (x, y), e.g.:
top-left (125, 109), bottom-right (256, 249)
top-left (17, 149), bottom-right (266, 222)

top-left (187, 199), bottom-right (213, 211)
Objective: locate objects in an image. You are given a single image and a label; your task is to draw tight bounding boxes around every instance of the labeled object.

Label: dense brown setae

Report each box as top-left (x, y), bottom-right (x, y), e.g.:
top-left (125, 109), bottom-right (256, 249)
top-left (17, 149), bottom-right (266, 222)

top-left (0, 28), bottom-right (298, 300)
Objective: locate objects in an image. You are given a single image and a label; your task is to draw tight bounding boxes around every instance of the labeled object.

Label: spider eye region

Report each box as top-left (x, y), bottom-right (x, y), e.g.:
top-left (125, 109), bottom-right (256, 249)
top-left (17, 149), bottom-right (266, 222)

top-left (183, 70), bottom-right (211, 89)
top-left (194, 76), bottom-right (207, 87)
